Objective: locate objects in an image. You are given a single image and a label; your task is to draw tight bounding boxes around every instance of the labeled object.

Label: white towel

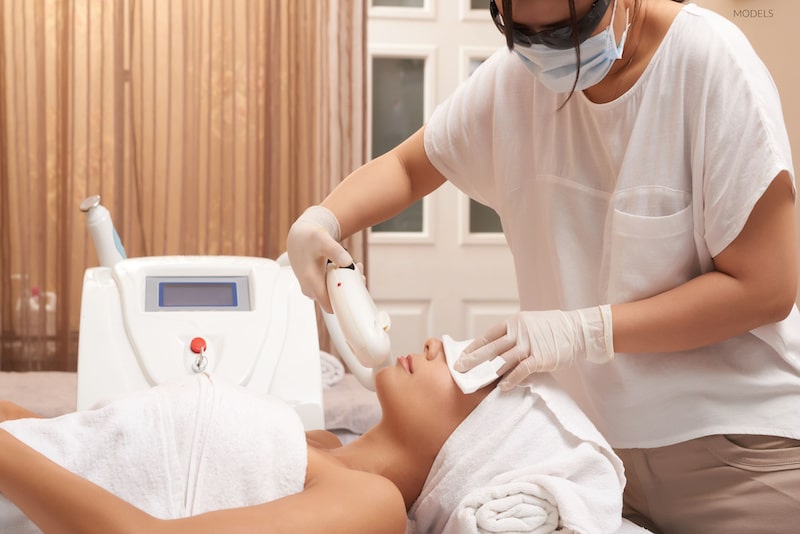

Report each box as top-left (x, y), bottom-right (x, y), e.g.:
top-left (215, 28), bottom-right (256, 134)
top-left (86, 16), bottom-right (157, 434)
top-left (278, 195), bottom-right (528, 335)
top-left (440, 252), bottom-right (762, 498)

top-left (408, 338), bottom-right (626, 534)
top-left (0, 373), bottom-right (307, 533)
top-left (320, 350), bottom-right (345, 388)
top-left (458, 477), bottom-right (560, 534)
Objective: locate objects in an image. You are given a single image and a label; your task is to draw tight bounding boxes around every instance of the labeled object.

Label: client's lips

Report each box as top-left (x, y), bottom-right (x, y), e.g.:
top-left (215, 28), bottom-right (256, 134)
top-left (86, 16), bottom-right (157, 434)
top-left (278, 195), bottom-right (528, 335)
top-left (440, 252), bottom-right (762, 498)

top-left (398, 355), bottom-right (412, 374)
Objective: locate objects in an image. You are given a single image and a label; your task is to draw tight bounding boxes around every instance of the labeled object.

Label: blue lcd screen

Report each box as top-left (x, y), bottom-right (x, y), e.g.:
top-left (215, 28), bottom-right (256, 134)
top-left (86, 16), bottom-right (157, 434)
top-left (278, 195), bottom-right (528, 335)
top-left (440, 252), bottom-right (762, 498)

top-left (158, 282), bottom-right (238, 308)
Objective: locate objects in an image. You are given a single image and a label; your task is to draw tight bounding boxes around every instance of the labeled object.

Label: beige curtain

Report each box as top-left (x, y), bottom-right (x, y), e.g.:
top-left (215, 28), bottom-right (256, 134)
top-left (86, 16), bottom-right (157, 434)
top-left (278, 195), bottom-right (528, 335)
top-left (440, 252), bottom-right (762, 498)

top-left (0, 0), bottom-right (367, 371)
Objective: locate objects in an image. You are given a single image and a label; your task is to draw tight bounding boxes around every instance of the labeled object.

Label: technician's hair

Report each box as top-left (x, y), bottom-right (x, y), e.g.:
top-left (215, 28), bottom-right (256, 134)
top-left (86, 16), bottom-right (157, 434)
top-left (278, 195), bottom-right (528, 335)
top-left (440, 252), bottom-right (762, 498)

top-left (498, 0), bottom-right (688, 108)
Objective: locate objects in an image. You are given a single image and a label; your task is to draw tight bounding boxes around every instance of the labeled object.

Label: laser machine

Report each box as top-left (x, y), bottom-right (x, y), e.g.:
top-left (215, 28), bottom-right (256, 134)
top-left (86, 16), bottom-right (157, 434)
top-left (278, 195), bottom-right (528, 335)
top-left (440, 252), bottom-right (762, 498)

top-left (76, 196), bottom-right (324, 428)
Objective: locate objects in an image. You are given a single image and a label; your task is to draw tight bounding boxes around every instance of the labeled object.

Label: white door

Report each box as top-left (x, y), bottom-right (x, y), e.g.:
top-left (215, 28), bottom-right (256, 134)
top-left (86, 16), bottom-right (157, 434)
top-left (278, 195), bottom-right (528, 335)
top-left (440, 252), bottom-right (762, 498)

top-left (367, 0), bottom-right (519, 358)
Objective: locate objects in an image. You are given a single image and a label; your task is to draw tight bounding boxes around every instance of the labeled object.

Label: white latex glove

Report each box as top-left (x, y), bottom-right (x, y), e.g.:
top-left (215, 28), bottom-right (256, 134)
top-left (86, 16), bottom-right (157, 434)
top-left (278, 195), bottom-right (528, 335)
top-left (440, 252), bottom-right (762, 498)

top-left (286, 205), bottom-right (354, 313)
top-left (455, 305), bottom-right (615, 390)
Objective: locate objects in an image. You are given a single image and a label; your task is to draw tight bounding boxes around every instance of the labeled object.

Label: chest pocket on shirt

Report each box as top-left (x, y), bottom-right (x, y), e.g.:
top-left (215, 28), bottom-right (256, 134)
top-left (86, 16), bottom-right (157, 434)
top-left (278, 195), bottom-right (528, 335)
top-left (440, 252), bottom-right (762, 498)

top-left (604, 186), bottom-right (700, 304)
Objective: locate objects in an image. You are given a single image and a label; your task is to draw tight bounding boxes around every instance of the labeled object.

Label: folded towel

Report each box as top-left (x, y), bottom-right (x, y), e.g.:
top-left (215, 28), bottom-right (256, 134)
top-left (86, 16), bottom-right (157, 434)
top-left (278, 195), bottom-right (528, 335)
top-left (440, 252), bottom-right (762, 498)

top-left (408, 338), bottom-right (626, 534)
top-left (320, 350), bottom-right (345, 388)
top-left (323, 373), bottom-right (382, 434)
top-left (0, 373), bottom-right (307, 532)
top-left (458, 477), bottom-right (559, 534)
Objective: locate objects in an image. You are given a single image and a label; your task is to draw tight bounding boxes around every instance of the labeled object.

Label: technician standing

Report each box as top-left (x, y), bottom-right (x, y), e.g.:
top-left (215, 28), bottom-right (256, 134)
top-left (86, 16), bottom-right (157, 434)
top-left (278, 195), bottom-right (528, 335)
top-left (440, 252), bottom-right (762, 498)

top-left (287, 1), bottom-right (800, 531)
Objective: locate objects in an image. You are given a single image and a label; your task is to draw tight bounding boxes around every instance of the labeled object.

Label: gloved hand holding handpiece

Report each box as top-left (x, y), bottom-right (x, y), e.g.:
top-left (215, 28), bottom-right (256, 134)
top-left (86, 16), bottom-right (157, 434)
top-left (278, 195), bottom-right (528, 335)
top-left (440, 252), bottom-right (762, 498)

top-left (456, 305), bottom-right (615, 391)
top-left (287, 205), bottom-right (353, 313)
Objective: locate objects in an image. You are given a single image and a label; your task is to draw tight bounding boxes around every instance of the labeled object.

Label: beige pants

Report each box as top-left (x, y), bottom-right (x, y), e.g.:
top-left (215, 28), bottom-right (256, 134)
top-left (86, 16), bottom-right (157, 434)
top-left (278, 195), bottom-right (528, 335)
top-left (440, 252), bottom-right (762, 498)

top-left (616, 435), bottom-right (800, 534)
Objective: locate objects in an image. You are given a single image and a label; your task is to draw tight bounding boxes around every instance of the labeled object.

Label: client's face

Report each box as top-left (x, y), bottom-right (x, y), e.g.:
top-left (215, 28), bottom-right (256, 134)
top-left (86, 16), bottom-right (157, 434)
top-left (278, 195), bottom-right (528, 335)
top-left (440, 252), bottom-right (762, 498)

top-left (375, 338), bottom-right (493, 449)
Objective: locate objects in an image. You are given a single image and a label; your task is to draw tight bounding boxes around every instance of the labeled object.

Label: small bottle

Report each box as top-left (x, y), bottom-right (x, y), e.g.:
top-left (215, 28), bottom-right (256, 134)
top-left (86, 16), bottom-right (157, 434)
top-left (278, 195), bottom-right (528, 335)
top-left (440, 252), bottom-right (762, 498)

top-left (24, 287), bottom-right (58, 356)
top-left (15, 286), bottom-right (44, 335)
top-left (79, 195), bottom-right (127, 267)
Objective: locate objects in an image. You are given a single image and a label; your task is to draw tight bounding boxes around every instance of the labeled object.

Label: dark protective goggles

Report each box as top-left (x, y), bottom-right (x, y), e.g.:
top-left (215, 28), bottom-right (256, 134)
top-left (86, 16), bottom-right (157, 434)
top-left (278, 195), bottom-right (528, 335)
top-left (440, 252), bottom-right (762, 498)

top-left (489, 0), bottom-right (612, 50)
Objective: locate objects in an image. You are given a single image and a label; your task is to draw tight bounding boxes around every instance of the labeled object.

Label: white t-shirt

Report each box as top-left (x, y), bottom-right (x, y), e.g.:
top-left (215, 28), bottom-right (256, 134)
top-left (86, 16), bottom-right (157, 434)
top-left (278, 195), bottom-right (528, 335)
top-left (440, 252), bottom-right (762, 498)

top-left (424, 4), bottom-right (800, 448)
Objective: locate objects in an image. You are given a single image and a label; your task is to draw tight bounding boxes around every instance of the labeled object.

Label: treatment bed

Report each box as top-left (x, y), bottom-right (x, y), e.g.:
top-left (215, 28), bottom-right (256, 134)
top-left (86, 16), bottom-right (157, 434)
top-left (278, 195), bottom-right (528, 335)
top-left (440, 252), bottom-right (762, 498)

top-left (1, 251), bottom-right (651, 533)
top-left (1, 361), bottom-right (654, 534)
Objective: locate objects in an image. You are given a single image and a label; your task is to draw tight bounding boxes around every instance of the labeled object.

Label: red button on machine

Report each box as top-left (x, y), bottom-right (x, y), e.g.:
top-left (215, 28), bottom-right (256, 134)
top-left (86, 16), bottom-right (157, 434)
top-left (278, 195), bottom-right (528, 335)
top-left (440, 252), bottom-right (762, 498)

top-left (190, 337), bottom-right (207, 354)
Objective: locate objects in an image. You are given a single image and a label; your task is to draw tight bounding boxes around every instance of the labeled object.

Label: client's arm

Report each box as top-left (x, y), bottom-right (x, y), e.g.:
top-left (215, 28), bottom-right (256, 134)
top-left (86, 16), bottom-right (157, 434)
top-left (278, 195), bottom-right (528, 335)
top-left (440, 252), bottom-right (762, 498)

top-left (0, 401), bottom-right (42, 422)
top-left (0, 428), bottom-right (147, 533)
top-left (165, 448), bottom-right (407, 533)
top-left (0, 429), bottom-right (407, 534)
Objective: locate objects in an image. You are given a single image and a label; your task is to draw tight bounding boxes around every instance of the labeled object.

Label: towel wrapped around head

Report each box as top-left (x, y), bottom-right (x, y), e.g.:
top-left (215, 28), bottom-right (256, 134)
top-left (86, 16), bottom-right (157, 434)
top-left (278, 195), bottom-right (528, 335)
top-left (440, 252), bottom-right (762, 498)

top-left (0, 373), bottom-right (308, 533)
top-left (408, 338), bottom-right (626, 534)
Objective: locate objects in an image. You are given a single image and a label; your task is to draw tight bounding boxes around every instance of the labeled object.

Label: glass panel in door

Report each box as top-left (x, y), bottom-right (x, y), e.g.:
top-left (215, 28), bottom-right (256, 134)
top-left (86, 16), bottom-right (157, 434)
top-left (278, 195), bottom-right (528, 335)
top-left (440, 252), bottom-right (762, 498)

top-left (371, 56), bottom-right (425, 233)
top-left (372, 0), bottom-right (425, 8)
top-left (465, 54), bottom-right (503, 234)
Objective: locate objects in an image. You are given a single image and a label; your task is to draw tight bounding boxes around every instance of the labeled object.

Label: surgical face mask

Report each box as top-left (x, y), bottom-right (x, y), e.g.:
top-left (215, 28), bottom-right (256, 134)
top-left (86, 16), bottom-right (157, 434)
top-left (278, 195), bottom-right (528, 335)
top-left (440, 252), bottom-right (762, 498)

top-left (513, 0), bottom-right (630, 93)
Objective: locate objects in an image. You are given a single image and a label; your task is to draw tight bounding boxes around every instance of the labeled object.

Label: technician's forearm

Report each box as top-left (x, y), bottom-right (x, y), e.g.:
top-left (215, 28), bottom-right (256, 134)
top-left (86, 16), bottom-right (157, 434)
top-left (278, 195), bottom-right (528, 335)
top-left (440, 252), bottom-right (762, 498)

top-left (611, 269), bottom-right (793, 354)
top-left (612, 172), bottom-right (797, 354)
top-left (324, 127), bottom-right (445, 238)
top-left (0, 429), bottom-right (156, 534)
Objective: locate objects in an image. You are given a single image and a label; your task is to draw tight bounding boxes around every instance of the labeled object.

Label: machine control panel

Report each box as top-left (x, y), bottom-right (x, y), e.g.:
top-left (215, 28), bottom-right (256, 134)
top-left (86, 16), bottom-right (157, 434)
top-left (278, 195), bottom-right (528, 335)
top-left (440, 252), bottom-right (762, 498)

top-left (144, 276), bottom-right (251, 311)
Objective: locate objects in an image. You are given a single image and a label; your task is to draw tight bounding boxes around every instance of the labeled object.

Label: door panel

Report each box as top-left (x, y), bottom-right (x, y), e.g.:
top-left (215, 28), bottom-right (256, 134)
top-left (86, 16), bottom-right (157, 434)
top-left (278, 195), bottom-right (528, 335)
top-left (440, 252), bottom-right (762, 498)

top-left (368, 0), bottom-right (517, 358)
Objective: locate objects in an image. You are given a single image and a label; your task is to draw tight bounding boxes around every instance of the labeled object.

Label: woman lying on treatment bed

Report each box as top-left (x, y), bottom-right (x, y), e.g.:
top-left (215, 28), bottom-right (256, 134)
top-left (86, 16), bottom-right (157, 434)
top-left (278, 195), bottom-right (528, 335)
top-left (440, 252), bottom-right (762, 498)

top-left (0, 337), bottom-right (627, 534)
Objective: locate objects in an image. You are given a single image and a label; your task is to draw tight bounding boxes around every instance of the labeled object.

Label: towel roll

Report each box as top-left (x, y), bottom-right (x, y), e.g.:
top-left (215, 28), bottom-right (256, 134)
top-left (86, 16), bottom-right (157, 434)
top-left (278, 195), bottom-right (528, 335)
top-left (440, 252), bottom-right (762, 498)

top-left (459, 479), bottom-right (560, 534)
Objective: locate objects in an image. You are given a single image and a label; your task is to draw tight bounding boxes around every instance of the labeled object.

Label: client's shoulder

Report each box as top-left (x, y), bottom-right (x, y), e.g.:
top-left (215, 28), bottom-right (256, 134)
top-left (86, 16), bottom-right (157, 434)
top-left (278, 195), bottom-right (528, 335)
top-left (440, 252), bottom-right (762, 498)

top-left (305, 429), bottom-right (343, 449)
top-left (306, 446), bottom-right (407, 533)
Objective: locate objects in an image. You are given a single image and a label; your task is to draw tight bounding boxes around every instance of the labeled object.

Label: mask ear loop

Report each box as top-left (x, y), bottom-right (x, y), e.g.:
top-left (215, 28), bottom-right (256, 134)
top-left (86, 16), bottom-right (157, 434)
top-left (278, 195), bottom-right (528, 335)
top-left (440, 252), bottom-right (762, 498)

top-left (611, 0), bottom-right (631, 59)
top-left (557, 0), bottom-right (582, 111)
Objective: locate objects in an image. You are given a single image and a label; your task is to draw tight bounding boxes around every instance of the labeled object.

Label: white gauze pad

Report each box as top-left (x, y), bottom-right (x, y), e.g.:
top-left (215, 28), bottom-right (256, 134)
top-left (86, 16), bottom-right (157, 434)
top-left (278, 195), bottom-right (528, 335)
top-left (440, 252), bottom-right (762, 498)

top-left (442, 335), bottom-right (504, 394)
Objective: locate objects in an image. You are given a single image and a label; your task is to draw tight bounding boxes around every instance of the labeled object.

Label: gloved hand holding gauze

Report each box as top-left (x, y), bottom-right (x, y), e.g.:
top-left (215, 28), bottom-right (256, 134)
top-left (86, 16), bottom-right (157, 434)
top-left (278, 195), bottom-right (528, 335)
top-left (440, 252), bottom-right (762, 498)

top-left (286, 205), bottom-right (353, 313)
top-left (456, 305), bottom-right (614, 390)
top-left (443, 336), bottom-right (504, 394)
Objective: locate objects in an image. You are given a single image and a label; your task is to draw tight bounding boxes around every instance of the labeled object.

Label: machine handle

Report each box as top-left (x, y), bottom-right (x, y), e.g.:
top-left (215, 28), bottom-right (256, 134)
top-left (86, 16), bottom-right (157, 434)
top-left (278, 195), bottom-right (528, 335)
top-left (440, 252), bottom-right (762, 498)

top-left (322, 262), bottom-right (393, 391)
top-left (80, 195), bottom-right (127, 267)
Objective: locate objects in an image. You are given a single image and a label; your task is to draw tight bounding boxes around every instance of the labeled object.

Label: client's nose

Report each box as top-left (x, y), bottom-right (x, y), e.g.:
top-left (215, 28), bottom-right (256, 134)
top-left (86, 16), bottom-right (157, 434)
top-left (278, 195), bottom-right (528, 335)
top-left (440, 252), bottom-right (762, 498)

top-left (424, 338), bottom-right (444, 361)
